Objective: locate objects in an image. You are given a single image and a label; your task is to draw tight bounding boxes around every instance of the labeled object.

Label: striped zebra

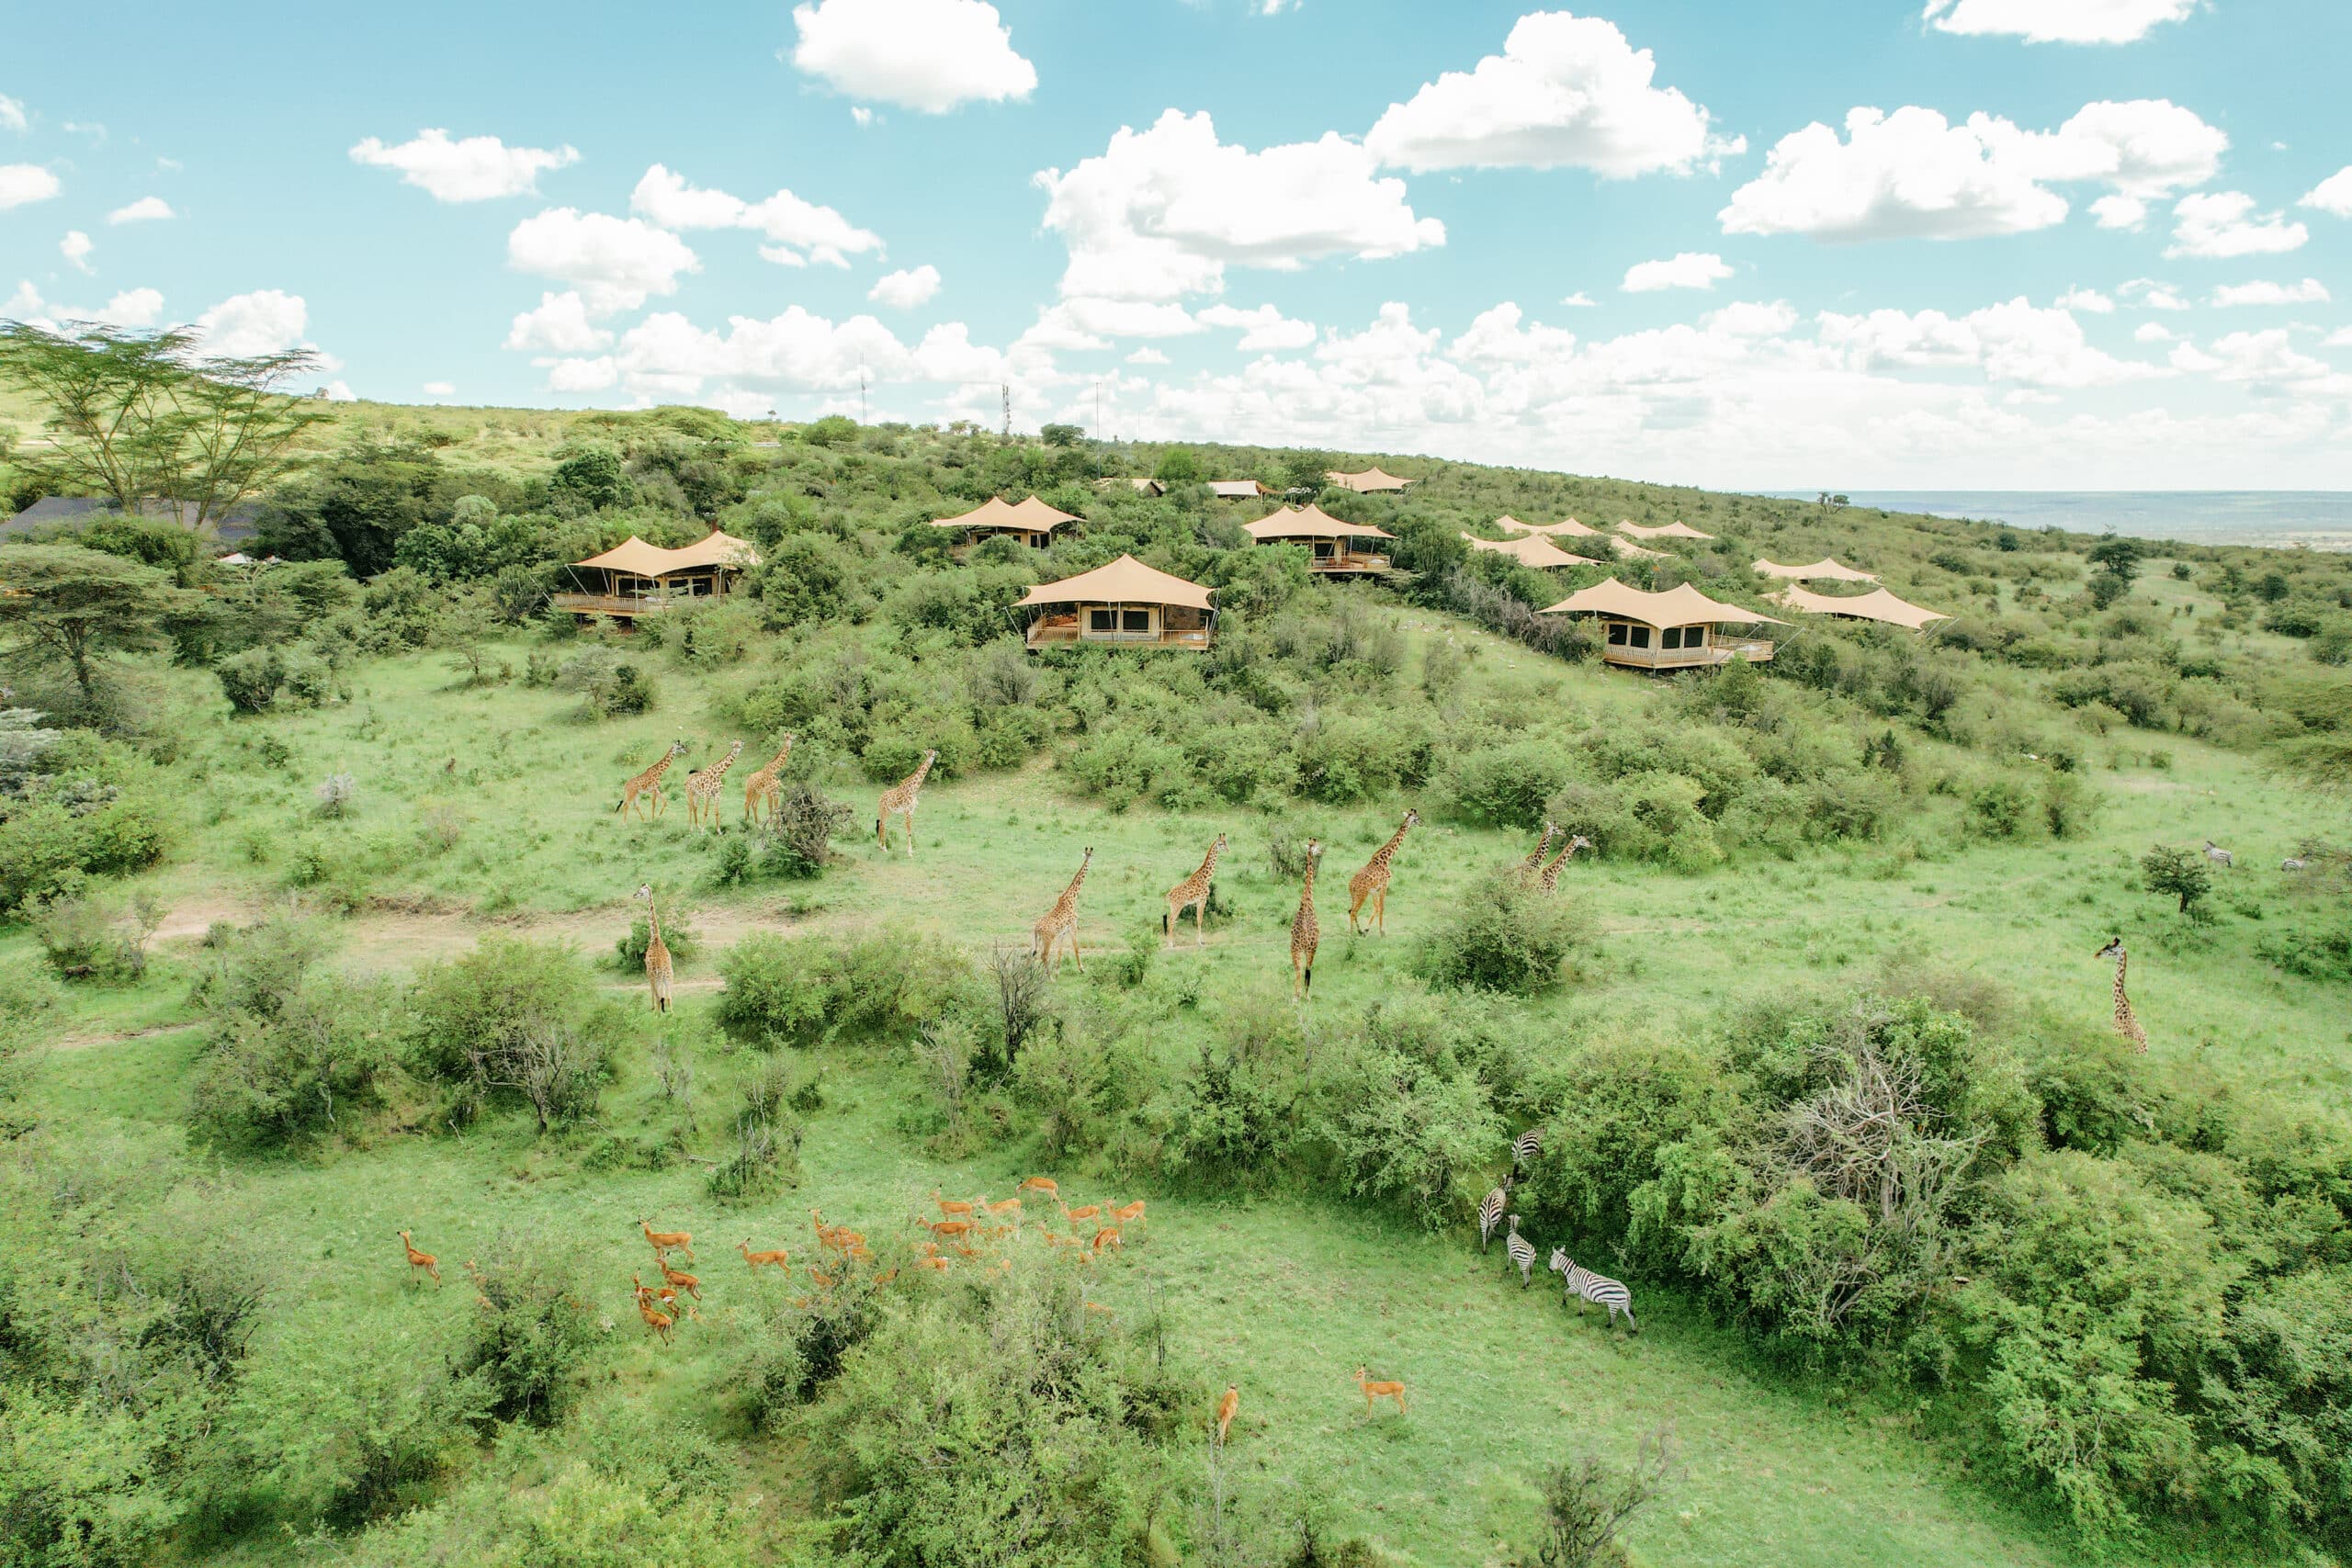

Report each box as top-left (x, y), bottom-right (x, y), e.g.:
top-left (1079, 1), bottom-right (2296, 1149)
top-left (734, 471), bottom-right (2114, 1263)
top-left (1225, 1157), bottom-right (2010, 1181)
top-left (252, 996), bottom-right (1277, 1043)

top-left (1550, 1247), bottom-right (1636, 1332)
top-left (1510, 1128), bottom-right (1542, 1174)
top-left (1505, 1216), bottom-right (1537, 1288)
top-left (1478, 1178), bottom-right (1511, 1251)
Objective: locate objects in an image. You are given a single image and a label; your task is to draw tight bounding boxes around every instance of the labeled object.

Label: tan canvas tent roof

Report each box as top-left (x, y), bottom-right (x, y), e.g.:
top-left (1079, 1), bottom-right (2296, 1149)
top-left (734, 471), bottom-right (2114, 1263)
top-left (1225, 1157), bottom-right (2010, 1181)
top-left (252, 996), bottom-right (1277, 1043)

top-left (1464, 532), bottom-right (1600, 569)
top-left (1326, 466), bottom-right (1411, 492)
top-left (932, 495), bottom-right (1080, 534)
top-left (1610, 536), bottom-right (1668, 560)
top-left (1247, 503), bottom-right (1396, 542)
top-left (1617, 520), bottom-right (1713, 541)
top-left (1540, 578), bottom-right (1786, 627)
top-left (1500, 514), bottom-right (1603, 538)
top-left (575, 530), bottom-right (760, 577)
top-left (1753, 557), bottom-right (1877, 582)
top-left (1778, 585), bottom-right (1948, 628)
top-left (1017, 554), bottom-right (1215, 611)
top-left (1207, 479), bottom-right (1270, 498)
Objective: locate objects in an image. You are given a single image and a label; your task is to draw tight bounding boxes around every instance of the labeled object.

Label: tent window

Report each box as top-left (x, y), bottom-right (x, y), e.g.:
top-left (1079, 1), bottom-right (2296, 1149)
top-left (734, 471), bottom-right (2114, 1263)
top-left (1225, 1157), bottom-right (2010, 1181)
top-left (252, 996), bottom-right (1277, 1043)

top-left (1606, 622), bottom-right (1628, 646)
top-left (1121, 608), bottom-right (1151, 633)
top-left (1683, 625), bottom-right (1706, 646)
top-left (1089, 609), bottom-right (1116, 633)
top-left (1661, 627), bottom-right (1682, 650)
top-left (1626, 626), bottom-right (1652, 649)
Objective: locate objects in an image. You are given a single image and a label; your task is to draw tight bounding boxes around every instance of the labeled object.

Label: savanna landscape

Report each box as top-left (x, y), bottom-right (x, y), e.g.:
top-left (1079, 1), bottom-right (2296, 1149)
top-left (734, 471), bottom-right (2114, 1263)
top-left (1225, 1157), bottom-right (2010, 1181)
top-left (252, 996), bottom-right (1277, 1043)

top-left (2, 332), bottom-right (2350, 1568)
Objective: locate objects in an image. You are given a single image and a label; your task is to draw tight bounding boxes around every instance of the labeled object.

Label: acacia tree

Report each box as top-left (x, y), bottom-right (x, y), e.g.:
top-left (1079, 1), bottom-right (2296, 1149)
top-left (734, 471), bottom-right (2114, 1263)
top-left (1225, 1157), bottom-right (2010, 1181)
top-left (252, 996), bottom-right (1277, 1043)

top-left (0, 319), bottom-right (328, 536)
top-left (0, 543), bottom-right (187, 704)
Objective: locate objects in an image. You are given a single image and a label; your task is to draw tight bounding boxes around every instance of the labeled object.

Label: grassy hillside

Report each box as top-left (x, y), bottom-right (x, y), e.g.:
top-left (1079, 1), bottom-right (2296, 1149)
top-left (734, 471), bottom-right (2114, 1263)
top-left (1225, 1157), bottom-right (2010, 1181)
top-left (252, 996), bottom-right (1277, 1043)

top-left (3, 401), bottom-right (2350, 1568)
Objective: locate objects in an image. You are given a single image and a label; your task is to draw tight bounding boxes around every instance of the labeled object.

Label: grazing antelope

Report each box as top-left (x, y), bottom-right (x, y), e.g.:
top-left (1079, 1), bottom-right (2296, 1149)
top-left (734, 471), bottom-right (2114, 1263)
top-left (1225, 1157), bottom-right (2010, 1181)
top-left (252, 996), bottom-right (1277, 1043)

top-left (981, 1196), bottom-right (1024, 1225)
top-left (916, 1256), bottom-right (952, 1272)
top-left (657, 1258), bottom-right (701, 1301)
top-left (1091, 1225), bottom-right (1124, 1254)
top-left (1550, 1247), bottom-right (1637, 1333)
top-left (1063, 1201), bottom-right (1102, 1226)
top-left (1216, 1384), bottom-right (1239, 1445)
top-left (872, 1267), bottom-right (899, 1287)
top-left (398, 1230), bottom-right (441, 1287)
top-left (933, 1190), bottom-right (977, 1218)
top-left (1018, 1176), bottom-right (1059, 1200)
top-left (1353, 1366), bottom-right (1407, 1416)
top-left (462, 1259), bottom-right (493, 1312)
top-left (2204, 840), bottom-right (2234, 869)
top-left (923, 1218), bottom-right (972, 1241)
top-left (1510, 1129), bottom-right (1542, 1175)
top-left (1085, 1301), bottom-right (1114, 1318)
top-left (1505, 1215), bottom-right (1537, 1289)
top-left (1477, 1179), bottom-right (1511, 1251)
top-left (739, 1239), bottom-right (790, 1270)
top-left (640, 1219), bottom-right (694, 1261)
top-left (632, 1281), bottom-right (674, 1343)
top-left (1112, 1200), bottom-right (1146, 1227)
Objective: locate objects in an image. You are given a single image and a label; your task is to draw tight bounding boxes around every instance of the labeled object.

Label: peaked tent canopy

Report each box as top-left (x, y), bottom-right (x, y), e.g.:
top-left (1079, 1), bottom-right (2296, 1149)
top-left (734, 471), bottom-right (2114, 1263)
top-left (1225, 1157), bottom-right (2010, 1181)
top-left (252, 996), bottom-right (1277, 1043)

top-left (1017, 554), bottom-right (1215, 611)
top-left (1247, 503), bottom-right (1396, 542)
top-left (1778, 585), bottom-right (1949, 628)
top-left (931, 495), bottom-right (1080, 534)
top-left (1753, 557), bottom-right (1877, 582)
top-left (1617, 520), bottom-right (1714, 540)
top-left (1463, 532), bottom-right (1601, 569)
top-left (1500, 514), bottom-right (1603, 538)
top-left (1610, 536), bottom-right (1669, 560)
top-left (1540, 579), bottom-right (1786, 627)
top-left (1326, 466), bottom-right (1411, 493)
top-left (574, 529), bottom-right (761, 577)
top-left (1207, 479), bottom-right (1271, 498)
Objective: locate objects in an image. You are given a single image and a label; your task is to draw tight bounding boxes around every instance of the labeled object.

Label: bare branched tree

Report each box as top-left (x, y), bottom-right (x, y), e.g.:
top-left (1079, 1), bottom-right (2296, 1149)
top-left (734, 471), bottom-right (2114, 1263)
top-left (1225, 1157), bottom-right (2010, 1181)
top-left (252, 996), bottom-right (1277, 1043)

top-left (1534, 1424), bottom-right (1682, 1568)
top-left (986, 942), bottom-right (1052, 1073)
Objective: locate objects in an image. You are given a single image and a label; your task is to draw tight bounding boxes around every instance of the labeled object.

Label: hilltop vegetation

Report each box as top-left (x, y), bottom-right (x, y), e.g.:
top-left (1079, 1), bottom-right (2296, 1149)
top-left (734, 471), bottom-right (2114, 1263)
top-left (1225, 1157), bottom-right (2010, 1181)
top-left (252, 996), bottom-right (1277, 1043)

top-left (2, 389), bottom-right (2350, 1568)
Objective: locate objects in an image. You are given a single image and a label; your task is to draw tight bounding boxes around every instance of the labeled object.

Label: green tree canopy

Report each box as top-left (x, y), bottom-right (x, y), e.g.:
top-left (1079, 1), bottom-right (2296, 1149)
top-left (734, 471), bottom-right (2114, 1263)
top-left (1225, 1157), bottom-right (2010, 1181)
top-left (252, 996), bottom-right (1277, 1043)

top-left (0, 543), bottom-right (187, 703)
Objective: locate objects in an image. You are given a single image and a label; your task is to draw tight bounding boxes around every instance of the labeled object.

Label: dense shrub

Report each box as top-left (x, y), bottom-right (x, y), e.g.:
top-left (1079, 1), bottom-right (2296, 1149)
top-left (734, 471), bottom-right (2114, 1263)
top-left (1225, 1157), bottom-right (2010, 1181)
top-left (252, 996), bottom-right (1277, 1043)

top-left (714, 929), bottom-right (977, 1050)
top-left (406, 938), bottom-right (615, 1129)
top-left (187, 975), bottom-right (401, 1153)
top-left (450, 1235), bottom-right (602, 1425)
top-left (1419, 872), bottom-right (1596, 994)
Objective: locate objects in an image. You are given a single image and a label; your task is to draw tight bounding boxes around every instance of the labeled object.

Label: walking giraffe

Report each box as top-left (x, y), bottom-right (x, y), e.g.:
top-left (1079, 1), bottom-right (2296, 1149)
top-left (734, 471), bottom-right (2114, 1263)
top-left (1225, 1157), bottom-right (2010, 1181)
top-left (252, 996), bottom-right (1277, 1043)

top-left (876, 750), bottom-right (938, 858)
top-left (1348, 810), bottom-right (1419, 936)
top-left (684, 741), bottom-right (744, 830)
top-left (636, 883), bottom-right (673, 1014)
top-left (1537, 833), bottom-right (1594, 894)
top-left (1163, 832), bottom-right (1227, 949)
top-left (740, 734), bottom-right (797, 826)
top-left (1290, 839), bottom-right (1325, 1001)
top-left (2095, 935), bottom-right (2148, 1052)
top-left (615, 739), bottom-right (688, 821)
top-left (1032, 847), bottom-right (1094, 975)
top-left (1517, 821), bottom-right (1558, 882)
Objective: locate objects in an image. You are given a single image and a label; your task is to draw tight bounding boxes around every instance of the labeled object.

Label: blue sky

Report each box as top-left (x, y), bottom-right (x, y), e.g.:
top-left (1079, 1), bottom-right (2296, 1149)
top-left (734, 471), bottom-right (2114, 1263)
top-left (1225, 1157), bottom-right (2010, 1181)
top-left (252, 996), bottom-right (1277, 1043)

top-left (4, 0), bottom-right (2348, 487)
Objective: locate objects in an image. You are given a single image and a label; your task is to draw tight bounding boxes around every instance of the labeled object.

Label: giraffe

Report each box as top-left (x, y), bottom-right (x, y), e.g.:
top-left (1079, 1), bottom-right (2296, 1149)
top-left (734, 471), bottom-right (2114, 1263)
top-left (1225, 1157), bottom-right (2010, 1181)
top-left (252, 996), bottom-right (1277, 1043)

top-left (615, 739), bottom-right (688, 821)
top-left (1032, 847), bottom-right (1094, 974)
top-left (2095, 936), bottom-right (2148, 1052)
top-left (740, 734), bottom-right (797, 826)
top-left (684, 741), bottom-right (744, 830)
top-left (1164, 832), bottom-right (1227, 949)
top-left (876, 749), bottom-right (938, 858)
top-left (636, 883), bottom-right (673, 1014)
top-left (1290, 839), bottom-right (1325, 1000)
top-left (1348, 810), bottom-right (1420, 936)
top-left (1537, 834), bottom-right (1595, 894)
top-left (1517, 821), bottom-right (1558, 882)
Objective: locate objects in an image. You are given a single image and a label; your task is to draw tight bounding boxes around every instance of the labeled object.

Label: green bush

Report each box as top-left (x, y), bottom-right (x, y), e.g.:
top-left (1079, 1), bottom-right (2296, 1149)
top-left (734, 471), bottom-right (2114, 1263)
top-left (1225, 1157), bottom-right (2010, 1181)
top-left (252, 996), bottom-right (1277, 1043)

top-left (216, 648), bottom-right (285, 713)
top-left (451, 1235), bottom-right (602, 1425)
top-left (714, 929), bottom-right (976, 1050)
top-left (1419, 872), bottom-right (1595, 994)
top-left (187, 976), bottom-right (400, 1153)
top-left (406, 938), bottom-right (614, 1129)
top-left (1310, 1043), bottom-right (1503, 1229)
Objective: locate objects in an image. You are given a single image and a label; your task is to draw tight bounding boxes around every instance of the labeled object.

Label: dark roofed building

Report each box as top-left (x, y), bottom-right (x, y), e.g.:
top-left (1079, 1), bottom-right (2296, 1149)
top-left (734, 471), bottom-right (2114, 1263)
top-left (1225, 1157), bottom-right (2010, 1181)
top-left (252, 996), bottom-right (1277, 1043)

top-left (3, 496), bottom-right (265, 548)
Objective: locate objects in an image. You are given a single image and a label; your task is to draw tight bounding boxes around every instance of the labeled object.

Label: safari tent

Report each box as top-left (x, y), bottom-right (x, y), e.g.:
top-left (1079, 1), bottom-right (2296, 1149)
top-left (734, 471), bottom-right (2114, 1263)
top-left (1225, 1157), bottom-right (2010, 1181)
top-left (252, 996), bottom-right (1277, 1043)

top-left (1463, 532), bottom-right (1601, 569)
top-left (559, 529), bottom-right (760, 621)
top-left (1753, 557), bottom-right (1877, 582)
top-left (1617, 520), bottom-right (1714, 541)
top-left (1776, 585), bottom-right (1950, 629)
top-left (1540, 578), bottom-right (1783, 670)
top-left (1498, 514), bottom-right (1604, 538)
top-left (930, 495), bottom-right (1080, 548)
top-left (1246, 504), bottom-right (1396, 574)
top-left (1207, 479), bottom-right (1272, 500)
top-left (1325, 466), bottom-right (1411, 493)
top-left (1018, 554), bottom-right (1217, 651)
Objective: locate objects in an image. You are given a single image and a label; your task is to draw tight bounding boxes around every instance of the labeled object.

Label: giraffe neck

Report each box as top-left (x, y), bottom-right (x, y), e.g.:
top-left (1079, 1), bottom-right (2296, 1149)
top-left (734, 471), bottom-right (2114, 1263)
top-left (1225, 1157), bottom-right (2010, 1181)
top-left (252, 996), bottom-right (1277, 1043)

top-left (647, 905), bottom-right (662, 946)
top-left (707, 747), bottom-right (742, 782)
top-left (1298, 861), bottom-right (1318, 914)
top-left (1526, 825), bottom-right (1555, 866)
top-left (1374, 822), bottom-right (1412, 867)
top-left (909, 755), bottom-right (934, 790)
top-left (1199, 842), bottom-right (1221, 882)
top-left (2113, 953), bottom-right (2130, 1018)
top-left (649, 755), bottom-right (674, 782)
top-left (1060, 860), bottom-right (1091, 909)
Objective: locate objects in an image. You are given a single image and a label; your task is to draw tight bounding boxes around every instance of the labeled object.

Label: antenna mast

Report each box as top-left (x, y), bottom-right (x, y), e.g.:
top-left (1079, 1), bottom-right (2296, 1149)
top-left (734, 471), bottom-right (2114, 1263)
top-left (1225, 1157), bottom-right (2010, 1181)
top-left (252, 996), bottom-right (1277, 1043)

top-left (1001, 382), bottom-right (1012, 439)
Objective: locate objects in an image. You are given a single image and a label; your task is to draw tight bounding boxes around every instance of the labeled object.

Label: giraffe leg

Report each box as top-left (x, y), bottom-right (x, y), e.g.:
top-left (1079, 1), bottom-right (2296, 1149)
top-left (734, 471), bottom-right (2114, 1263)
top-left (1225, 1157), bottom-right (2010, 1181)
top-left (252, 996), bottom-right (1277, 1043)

top-left (1376, 887), bottom-right (1387, 936)
top-left (1349, 889), bottom-right (1366, 935)
top-left (906, 811), bottom-right (917, 859)
top-left (1070, 931), bottom-right (1082, 973)
top-left (1196, 902), bottom-right (1205, 948)
top-left (1292, 952), bottom-right (1302, 1000)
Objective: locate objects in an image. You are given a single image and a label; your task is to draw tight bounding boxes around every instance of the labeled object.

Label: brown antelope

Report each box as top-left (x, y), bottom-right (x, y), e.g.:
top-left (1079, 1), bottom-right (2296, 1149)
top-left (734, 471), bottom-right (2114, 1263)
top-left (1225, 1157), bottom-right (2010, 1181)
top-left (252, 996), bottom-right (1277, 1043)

top-left (1018, 1176), bottom-right (1059, 1200)
top-left (1216, 1385), bottom-right (1239, 1445)
top-left (809, 1208), bottom-right (840, 1247)
top-left (933, 1190), bottom-right (977, 1218)
top-left (1085, 1302), bottom-right (1114, 1320)
top-left (641, 1277), bottom-right (695, 1322)
top-left (980, 1196), bottom-right (1023, 1224)
top-left (872, 1267), bottom-right (899, 1286)
top-left (1354, 1366), bottom-right (1407, 1415)
top-left (640, 1219), bottom-right (694, 1261)
top-left (916, 1256), bottom-right (952, 1272)
top-left (1112, 1200), bottom-right (1147, 1227)
top-left (398, 1230), bottom-right (441, 1287)
top-left (808, 1265), bottom-right (839, 1290)
top-left (657, 1258), bottom-right (701, 1301)
top-left (1091, 1225), bottom-right (1124, 1254)
top-left (739, 1239), bottom-right (790, 1270)
top-left (923, 1217), bottom-right (972, 1240)
top-left (462, 1258), bottom-right (493, 1312)
top-left (1063, 1201), bottom-right (1102, 1226)
top-left (632, 1281), bottom-right (673, 1342)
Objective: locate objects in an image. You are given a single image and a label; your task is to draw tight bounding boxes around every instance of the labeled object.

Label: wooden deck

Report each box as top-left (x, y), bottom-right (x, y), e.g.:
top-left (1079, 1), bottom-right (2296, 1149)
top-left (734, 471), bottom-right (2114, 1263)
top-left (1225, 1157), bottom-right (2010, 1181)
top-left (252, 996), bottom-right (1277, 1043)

top-left (552, 591), bottom-right (729, 619)
top-left (1025, 623), bottom-right (1214, 651)
top-left (1600, 637), bottom-right (1774, 671)
top-left (1307, 552), bottom-right (1391, 575)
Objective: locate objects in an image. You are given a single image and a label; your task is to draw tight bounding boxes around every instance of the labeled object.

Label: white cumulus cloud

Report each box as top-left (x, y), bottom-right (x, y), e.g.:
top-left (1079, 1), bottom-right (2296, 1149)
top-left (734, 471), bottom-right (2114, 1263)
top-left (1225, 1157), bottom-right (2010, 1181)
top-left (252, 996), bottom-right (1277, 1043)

top-left (2120, 277), bottom-right (2192, 310)
top-left (0, 164), bottom-right (61, 209)
top-left (2299, 166), bottom-right (2352, 218)
top-left (1623, 252), bottom-right (1733, 292)
top-left (1363, 11), bottom-right (1739, 176)
top-left (868, 265), bottom-right (942, 310)
top-left (1035, 108), bottom-right (1443, 303)
top-left (2211, 277), bottom-right (2329, 307)
top-left (349, 129), bottom-right (580, 201)
top-left (1722, 98), bottom-right (2223, 242)
top-left (789, 0), bottom-right (1036, 113)
top-left (507, 209), bottom-right (700, 315)
top-left (504, 290), bottom-right (615, 353)
top-left (629, 164), bottom-right (882, 267)
top-left (193, 288), bottom-right (312, 357)
top-left (2133, 321), bottom-right (2175, 343)
top-left (2055, 286), bottom-right (2114, 312)
top-left (0, 95), bottom-right (26, 133)
top-left (1921, 0), bottom-right (2197, 44)
top-left (1126, 346), bottom-right (1170, 365)
top-left (106, 196), bottom-right (174, 223)
top-left (1, 280), bottom-right (164, 330)
top-left (423, 381), bottom-right (456, 396)
top-left (59, 230), bottom-right (92, 273)
top-left (1818, 297), bottom-right (2165, 387)
top-left (2166, 191), bottom-right (2307, 258)
top-left (2090, 194), bottom-right (2146, 229)
top-left (1196, 302), bottom-right (1317, 349)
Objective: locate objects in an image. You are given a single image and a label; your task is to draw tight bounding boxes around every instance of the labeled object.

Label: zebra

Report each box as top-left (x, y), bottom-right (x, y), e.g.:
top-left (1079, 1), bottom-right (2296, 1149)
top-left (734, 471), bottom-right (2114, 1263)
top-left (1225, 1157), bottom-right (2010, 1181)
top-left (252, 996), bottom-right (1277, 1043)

top-left (1510, 1128), bottom-right (1542, 1175)
top-left (2204, 840), bottom-right (2234, 869)
top-left (1505, 1215), bottom-right (1537, 1289)
top-left (1551, 1247), bottom-right (1636, 1333)
top-left (2281, 857), bottom-right (2308, 873)
top-left (1477, 1178), bottom-right (1511, 1252)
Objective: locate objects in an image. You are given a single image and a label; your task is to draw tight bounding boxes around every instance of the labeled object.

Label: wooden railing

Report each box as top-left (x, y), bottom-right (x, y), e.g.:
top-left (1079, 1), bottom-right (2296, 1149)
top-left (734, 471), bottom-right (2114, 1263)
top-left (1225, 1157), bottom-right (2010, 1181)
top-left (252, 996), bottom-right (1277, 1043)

top-left (552, 591), bottom-right (729, 617)
top-left (1308, 552), bottom-right (1391, 573)
top-left (1026, 622), bottom-right (1214, 650)
top-left (1600, 637), bottom-right (1774, 670)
